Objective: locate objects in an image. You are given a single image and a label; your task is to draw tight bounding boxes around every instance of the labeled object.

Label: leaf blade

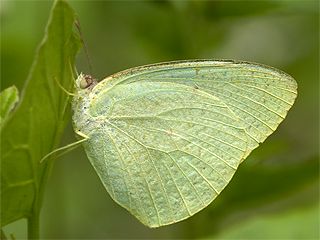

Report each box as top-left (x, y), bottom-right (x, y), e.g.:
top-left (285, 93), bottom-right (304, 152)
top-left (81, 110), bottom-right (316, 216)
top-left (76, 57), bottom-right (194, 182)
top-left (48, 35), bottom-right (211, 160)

top-left (0, 86), bottom-right (19, 128)
top-left (1, 0), bottom-right (80, 226)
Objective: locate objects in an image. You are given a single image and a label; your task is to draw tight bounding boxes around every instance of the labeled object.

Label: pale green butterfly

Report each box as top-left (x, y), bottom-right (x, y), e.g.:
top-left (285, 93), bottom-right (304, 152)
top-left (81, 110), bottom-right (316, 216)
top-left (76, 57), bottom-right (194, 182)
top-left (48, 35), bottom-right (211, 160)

top-left (71, 60), bottom-right (297, 228)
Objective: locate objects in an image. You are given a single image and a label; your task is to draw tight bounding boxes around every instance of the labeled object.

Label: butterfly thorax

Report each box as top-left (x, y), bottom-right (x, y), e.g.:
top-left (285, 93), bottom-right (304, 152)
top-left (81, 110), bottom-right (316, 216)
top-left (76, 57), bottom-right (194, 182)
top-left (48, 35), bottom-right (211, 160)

top-left (72, 74), bottom-right (98, 135)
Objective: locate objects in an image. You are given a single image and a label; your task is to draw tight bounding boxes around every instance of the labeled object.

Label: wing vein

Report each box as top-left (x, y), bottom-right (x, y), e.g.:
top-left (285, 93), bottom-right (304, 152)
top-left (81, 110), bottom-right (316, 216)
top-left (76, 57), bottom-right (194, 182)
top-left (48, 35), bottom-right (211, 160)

top-left (106, 132), bottom-right (133, 210)
top-left (234, 83), bottom-right (293, 105)
top-left (162, 153), bottom-right (193, 216)
top-left (227, 82), bottom-right (286, 119)
top-left (157, 107), bottom-right (244, 130)
top-left (201, 132), bottom-right (246, 152)
top-left (108, 121), bottom-right (174, 224)
top-left (204, 89), bottom-right (275, 134)
top-left (119, 121), bottom-right (239, 172)
top-left (145, 148), bottom-right (175, 222)
top-left (122, 142), bottom-right (158, 226)
top-left (157, 117), bottom-right (247, 142)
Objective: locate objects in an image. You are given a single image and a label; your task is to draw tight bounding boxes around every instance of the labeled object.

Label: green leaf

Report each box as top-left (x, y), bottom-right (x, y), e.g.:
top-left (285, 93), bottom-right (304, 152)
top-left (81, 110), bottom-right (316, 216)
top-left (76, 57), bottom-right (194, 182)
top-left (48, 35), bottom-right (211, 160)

top-left (208, 203), bottom-right (319, 239)
top-left (1, 0), bottom-right (80, 227)
top-left (72, 60), bottom-right (297, 227)
top-left (0, 86), bottom-right (19, 128)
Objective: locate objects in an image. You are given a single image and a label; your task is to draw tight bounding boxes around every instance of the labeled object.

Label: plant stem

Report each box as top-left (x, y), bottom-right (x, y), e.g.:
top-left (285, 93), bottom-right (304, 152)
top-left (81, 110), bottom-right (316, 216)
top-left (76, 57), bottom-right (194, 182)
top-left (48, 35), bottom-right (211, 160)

top-left (28, 159), bottom-right (55, 239)
top-left (1, 230), bottom-right (8, 240)
top-left (27, 206), bottom-right (40, 239)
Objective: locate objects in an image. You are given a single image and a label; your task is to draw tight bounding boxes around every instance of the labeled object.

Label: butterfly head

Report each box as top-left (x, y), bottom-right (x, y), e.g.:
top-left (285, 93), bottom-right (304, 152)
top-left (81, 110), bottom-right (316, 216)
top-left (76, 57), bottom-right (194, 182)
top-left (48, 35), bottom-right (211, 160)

top-left (76, 73), bottom-right (98, 90)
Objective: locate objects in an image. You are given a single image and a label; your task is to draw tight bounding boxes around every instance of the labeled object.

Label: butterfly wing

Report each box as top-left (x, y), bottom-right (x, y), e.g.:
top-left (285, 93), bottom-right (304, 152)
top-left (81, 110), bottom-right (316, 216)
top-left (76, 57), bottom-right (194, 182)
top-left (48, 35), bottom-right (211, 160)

top-left (76, 60), bottom-right (297, 227)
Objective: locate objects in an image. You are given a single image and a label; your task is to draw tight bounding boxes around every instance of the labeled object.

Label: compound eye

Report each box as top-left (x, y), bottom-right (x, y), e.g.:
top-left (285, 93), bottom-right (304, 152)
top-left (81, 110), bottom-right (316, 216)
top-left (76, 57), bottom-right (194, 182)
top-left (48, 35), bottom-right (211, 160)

top-left (79, 75), bottom-right (93, 89)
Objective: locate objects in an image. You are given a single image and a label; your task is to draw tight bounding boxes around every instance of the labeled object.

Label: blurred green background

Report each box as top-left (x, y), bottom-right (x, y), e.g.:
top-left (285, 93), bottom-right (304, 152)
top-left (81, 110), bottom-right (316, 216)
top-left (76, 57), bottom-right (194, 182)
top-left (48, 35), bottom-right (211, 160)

top-left (1, 0), bottom-right (319, 239)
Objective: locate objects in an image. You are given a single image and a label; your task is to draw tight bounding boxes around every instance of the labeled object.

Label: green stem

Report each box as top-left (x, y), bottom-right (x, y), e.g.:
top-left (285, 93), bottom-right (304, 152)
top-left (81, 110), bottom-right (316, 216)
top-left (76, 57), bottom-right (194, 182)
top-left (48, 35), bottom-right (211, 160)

top-left (1, 229), bottom-right (8, 240)
top-left (27, 154), bottom-right (53, 239)
top-left (28, 159), bottom-right (55, 239)
top-left (27, 205), bottom-right (40, 239)
top-left (27, 123), bottom-right (63, 239)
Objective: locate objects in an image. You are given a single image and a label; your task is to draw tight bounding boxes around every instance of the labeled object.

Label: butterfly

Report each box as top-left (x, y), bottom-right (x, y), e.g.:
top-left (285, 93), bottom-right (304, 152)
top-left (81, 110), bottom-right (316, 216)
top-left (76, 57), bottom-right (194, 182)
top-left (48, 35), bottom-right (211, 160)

top-left (71, 60), bottom-right (297, 227)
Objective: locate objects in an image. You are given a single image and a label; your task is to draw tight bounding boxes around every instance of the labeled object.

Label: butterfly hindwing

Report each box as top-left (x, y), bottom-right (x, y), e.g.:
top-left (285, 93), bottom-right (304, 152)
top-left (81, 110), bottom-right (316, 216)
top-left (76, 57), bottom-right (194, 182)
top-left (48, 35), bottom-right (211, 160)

top-left (72, 60), bottom-right (297, 227)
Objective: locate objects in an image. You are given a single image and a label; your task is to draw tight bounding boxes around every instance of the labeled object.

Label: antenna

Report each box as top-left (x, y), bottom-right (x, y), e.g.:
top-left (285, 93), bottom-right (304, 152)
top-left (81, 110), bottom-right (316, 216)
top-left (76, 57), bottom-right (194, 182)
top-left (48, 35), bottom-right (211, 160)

top-left (75, 19), bottom-right (93, 75)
